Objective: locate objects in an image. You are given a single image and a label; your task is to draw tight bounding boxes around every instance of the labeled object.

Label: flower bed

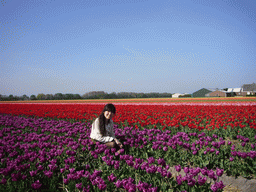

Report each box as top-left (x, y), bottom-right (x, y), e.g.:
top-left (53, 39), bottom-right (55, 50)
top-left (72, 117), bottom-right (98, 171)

top-left (0, 103), bottom-right (255, 191)
top-left (0, 103), bottom-right (255, 131)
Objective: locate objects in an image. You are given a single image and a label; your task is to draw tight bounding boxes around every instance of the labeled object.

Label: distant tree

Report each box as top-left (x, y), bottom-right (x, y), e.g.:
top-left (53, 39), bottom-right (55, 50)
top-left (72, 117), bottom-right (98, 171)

top-left (8, 95), bottom-right (14, 100)
top-left (30, 95), bottom-right (37, 100)
top-left (0, 95), bottom-right (8, 101)
top-left (54, 93), bottom-right (63, 100)
top-left (14, 96), bottom-right (20, 101)
top-left (73, 94), bottom-right (81, 99)
top-left (179, 94), bottom-right (192, 98)
top-left (37, 93), bottom-right (46, 100)
top-left (253, 83), bottom-right (256, 91)
top-left (45, 94), bottom-right (54, 100)
top-left (131, 93), bottom-right (137, 98)
top-left (108, 92), bottom-right (117, 99)
top-left (64, 93), bottom-right (74, 100)
top-left (161, 92), bottom-right (172, 97)
top-left (223, 88), bottom-right (228, 91)
top-left (22, 94), bottom-right (29, 100)
top-left (98, 93), bottom-right (106, 99)
top-left (137, 93), bottom-right (146, 98)
top-left (242, 82), bottom-right (256, 92)
top-left (147, 92), bottom-right (159, 98)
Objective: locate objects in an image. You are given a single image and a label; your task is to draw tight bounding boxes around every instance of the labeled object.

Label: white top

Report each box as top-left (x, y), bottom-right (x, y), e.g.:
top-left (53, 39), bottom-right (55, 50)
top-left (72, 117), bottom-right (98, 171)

top-left (90, 117), bottom-right (116, 143)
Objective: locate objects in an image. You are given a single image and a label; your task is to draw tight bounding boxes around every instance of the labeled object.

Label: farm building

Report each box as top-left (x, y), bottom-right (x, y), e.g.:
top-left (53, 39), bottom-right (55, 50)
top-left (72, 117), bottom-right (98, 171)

top-left (206, 90), bottom-right (226, 97)
top-left (226, 88), bottom-right (247, 97)
top-left (192, 88), bottom-right (212, 97)
top-left (205, 88), bottom-right (249, 97)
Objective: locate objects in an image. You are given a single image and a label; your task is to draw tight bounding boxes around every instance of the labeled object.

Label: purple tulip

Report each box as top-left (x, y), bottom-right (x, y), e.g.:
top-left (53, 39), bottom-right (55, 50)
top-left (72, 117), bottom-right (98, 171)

top-left (83, 186), bottom-right (90, 192)
top-left (157, 158), bottom-right (166, 167)
top-left (231, 151), bottom-right (237, 156)
top-left (65, 164), bottom-right (70, 170)
top-left (216, 181), bottom-right (225, 189)
top-left (211, 184), bottom-right (218, 192)
top-left (69, 168), bottom-right (75, 174)
top-left (83, 171), bottom-right (90, 178)
top-left (211, 181), bottom-right (225, 192)
top-left (44, 170), bottom-right (53, 178)
top-left (60, 168), bottom-right (65, 173)
top-left (167, 171), bottom-right (172, 178)
top-left (98, 183), bottom-right (107, 190)
top-left (187, 178), bottom-right (196, 187)
top-left (201, 168), bottom-right (208, 176)
top-left (114, 180), bottom-right (123, 188)
top-left (21, 174), bottom-right (26, 180)
top-left (198, 175), bottom-right (207, 185)
top-left (184, 167), bottom-right (189, 173)
top-left (0, 178), bottom-right (6, 185)
top-left (126, 160), bottom-right (134, 167)
top-left (147, 157), bottom-right (155, 164)
top-left (176, 175), bottom-right (183, 185)
top-left (157, 166), bottom-right (163, 173)
top-left (114, 163), bottom-right (120, 170)
top-left (76, 183), bottom-right (83, 190)
top-left (135, 158), bottom-right (143, 164)
top-left (207, 170), bottom-right (216, 179)
top-left (108, 173), bottom-right (117, 182)
top-left (29, 170), bottom-right (37, 177)
top-left (175, 165), bottom-right (181, 172)
top-left (216, 168), bottom-right (224, 177)
top-left (31, 180), bottom-right (42, 190)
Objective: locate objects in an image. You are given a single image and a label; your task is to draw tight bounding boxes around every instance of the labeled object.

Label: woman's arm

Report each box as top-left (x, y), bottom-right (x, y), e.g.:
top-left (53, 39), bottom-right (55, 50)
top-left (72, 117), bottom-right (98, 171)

top-left (90, 118), bottom-right (114, 143)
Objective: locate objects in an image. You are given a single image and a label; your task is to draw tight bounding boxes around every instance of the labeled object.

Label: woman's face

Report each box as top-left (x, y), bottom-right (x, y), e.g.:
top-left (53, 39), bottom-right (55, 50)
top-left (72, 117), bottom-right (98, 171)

top-left (104, 110), bottom-right (115, 120)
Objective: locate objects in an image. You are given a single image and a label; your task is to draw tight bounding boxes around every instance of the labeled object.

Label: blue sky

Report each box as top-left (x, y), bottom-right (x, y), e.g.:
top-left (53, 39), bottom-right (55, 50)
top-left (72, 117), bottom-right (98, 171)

top-left (1, 0), bottom-right (255, 96)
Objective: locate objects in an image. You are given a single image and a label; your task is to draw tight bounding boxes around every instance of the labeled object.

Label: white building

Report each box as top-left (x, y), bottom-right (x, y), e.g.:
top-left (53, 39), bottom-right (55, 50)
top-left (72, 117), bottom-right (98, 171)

top-left (172, 93), bottom-right (184, 98)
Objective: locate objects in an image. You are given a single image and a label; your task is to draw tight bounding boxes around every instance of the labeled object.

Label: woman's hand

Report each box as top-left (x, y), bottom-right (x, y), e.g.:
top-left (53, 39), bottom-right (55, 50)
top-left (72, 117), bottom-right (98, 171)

top-left (115, 139), bottom-right (123, 148)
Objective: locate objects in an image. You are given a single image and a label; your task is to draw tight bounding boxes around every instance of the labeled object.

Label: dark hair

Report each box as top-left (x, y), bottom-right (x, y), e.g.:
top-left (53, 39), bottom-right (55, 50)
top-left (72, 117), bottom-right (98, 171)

top-left (98, 103), bottom-right (116, 136)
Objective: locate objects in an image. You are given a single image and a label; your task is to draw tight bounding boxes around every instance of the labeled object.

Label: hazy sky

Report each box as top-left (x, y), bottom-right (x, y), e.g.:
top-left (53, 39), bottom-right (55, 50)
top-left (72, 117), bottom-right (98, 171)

top-left (1, 0), bottom-right (255, 96)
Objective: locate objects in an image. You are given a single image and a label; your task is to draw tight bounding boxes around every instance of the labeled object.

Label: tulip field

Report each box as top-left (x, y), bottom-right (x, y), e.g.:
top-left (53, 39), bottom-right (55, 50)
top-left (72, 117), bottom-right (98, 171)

top-left (0, 100), bottom-right (256, 192)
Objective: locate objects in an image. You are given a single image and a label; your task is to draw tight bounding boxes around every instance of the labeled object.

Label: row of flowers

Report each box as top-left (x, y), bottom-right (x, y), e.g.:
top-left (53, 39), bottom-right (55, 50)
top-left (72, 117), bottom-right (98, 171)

top-left (0, 113), bottom-right (255, 191)
top-left (0, 103), bottom-right (256, 131)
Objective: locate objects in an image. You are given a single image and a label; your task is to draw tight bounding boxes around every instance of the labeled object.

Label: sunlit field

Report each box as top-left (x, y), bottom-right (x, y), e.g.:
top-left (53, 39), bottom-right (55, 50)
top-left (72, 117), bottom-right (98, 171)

top-left (0, 98), bottom-right (255, 191)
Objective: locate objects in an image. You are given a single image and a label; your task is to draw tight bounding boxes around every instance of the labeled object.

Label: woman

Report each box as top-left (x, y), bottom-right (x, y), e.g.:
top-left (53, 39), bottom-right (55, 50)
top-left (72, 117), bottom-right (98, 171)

top-left (90, 103), bottom-right (123, 150)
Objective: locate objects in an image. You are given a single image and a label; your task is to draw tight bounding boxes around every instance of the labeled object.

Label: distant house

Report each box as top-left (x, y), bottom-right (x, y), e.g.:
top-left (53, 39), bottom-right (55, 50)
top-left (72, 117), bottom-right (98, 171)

top-left (172, 93), bottom-right (184, 98)
top-left (192, 88), bottom-right (212, 97)
top-left (205, 88), bottom-right (248, 97)
top-left (226, 88), bottom-right (247, 97)
top-left (206, 90), bottom-right (226, 97)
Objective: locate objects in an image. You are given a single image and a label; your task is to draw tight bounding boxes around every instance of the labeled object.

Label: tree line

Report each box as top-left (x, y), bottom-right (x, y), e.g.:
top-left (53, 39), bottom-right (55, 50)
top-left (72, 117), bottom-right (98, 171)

top-left (0, 91), bottom-right (177, 101)
top-left (1, 83), bottom-right (254, 101)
